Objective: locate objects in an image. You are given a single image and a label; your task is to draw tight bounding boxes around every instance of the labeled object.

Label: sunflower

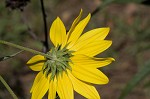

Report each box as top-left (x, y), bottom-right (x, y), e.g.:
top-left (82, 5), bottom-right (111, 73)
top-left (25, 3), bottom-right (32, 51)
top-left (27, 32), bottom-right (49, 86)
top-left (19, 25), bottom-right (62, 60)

top-left (27, 9), bottom-right (114, 99)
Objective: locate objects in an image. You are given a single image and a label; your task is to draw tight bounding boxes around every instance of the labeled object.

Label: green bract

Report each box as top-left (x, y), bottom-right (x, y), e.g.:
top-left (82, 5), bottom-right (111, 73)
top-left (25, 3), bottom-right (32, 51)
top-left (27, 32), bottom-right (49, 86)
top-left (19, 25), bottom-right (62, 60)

top-left (42, 45), bottom-right (73, 80)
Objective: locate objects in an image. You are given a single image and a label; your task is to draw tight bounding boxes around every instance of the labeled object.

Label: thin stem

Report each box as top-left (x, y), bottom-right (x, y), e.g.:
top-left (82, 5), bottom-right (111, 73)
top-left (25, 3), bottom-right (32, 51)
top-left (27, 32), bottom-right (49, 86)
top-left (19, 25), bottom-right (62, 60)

top-left (0, 40), bottom-right (51, 59)
top-left (0, 75), bottom-right (18, 99)
top-left (40, 0), bottom-right (49, 51)
top-left (40, 1), bottom-right (60, 98)
top-left (91, 0), bottom-right (115, 16)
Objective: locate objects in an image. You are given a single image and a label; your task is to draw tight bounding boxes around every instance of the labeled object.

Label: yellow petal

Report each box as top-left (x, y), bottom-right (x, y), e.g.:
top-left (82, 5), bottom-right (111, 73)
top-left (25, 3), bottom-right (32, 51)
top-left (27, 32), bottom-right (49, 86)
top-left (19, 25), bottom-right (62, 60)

top-left (48, 77), bottom-right (57, 99)
top-left (71, 55), bottom-right (115, 68)
top-left (71, 65), bottom-right (109, 84)
top-left (67, 9), bottom-right (83, 39)
top-left (70, 28), bottom-right (110, 51)
top-left (50, 17), bottom-right (67, 47)
top-left (27, 55), bottom-right (45, 71)
top-left (73, 40), bottom-right (112, 57)
top-left (68, 71), bottom-right (100, 99)
top-left (67, 14), bottom-right (91, 49)
top-left (30, 72), bottom-right (43, 93)
top-left (57, 72), bottom-right (73, 99)
top-left (31, 74), bottom-right (49, 99)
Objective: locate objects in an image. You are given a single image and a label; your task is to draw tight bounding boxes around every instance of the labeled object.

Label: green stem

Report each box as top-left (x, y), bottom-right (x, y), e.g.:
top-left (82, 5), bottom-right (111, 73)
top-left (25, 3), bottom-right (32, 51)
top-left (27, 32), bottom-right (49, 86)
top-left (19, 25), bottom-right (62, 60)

top-left (0, 40), bottom-right (51, 59)
top-left (0, 75), bottom-right (18, 99)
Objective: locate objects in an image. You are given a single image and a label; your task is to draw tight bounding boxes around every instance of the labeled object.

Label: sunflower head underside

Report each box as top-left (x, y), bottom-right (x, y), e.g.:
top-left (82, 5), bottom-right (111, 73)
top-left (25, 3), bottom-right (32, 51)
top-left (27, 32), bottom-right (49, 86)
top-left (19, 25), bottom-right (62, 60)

top-left (42, 45), bottom-right (73, 80)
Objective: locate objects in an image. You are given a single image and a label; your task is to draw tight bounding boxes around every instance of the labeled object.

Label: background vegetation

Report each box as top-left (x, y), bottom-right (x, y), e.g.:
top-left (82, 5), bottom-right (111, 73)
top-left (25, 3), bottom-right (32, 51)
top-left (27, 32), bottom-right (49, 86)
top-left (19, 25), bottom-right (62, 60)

top-left (0, 0), bottom-right (150, 99)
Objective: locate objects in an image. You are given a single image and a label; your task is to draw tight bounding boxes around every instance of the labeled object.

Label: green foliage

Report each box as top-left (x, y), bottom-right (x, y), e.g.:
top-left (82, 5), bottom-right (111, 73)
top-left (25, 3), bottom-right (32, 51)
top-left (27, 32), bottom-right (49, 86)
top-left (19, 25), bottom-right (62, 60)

top-left (119, 61), bottom-right (150, 99)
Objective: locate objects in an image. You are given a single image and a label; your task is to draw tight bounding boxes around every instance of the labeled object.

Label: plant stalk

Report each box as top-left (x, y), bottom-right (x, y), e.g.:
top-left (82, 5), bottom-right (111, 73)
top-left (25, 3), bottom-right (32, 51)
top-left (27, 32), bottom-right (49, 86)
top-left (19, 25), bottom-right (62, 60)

top-left (0, 75), bottom-right (18, 99)
top-left (0, 40), bottom-right (51, 59)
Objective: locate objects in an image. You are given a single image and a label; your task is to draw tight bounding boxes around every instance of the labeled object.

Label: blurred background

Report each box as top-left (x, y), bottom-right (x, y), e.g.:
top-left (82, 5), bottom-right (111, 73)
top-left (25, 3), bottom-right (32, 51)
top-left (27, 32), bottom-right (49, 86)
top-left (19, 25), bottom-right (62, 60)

top-left (0, 0), bottom-right (150, 99)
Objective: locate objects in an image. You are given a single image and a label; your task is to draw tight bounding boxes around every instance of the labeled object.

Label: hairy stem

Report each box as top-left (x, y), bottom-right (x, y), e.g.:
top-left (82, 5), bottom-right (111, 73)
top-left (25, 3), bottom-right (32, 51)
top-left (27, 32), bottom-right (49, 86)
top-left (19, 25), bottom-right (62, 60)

top-left (0, 40), bottom-right (51, 59)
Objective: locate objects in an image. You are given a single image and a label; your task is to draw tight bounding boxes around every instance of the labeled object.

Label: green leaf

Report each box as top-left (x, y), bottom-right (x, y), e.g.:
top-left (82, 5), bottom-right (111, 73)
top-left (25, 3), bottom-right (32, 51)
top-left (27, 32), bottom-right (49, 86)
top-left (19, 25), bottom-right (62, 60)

top-left (119, 61), bottom-right (150, 99)
top-left (0, 50), bottom-right (23, 61)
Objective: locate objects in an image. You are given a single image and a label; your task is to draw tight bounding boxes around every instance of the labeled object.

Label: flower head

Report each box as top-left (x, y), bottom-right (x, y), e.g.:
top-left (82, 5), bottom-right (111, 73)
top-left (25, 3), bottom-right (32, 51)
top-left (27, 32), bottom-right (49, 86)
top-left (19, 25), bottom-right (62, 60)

top-left (27, 9), bottom-right (114, 99)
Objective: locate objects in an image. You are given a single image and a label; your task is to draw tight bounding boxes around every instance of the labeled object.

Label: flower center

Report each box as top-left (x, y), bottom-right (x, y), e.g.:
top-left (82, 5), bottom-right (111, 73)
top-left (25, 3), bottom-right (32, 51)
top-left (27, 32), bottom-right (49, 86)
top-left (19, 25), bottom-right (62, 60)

top-left (42, 45), bottom-right (73, 80)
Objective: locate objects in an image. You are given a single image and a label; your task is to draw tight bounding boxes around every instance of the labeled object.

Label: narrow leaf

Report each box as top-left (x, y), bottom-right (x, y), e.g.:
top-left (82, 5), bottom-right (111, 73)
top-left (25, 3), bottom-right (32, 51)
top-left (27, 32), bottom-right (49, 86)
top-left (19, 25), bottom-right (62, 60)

top-left (119, 61), bottom-right (150, 99)
top-left (0, 50), bottom-right (23, 61)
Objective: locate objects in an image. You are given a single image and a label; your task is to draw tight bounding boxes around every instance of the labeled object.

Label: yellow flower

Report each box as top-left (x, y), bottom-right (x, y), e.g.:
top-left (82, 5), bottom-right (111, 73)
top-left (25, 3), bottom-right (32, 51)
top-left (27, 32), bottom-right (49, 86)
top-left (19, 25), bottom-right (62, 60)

top-left (27, 9), bottom-right (114, 99)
